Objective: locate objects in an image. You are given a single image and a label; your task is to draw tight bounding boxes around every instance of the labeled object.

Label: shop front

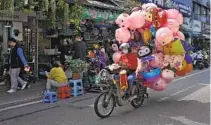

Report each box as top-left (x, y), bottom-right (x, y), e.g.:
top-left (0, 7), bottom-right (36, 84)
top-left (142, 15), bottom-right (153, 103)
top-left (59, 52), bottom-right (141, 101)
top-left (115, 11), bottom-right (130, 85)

top-left (0, 11), bottom-right (38, 76)
top-left (181, 17), bottom-right (192, 43)
top-left (37, 4), bottom-right (122, 79)
top-left (202, 23), bottom-right (210, 49)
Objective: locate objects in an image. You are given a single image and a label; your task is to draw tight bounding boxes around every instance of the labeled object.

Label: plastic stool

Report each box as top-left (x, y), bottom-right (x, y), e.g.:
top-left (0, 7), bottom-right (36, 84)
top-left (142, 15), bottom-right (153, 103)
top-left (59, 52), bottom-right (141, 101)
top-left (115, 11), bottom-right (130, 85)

top-left (68, 79), bottom-right (84, 97)
top-left (43, 91), bottom-right (57, 103)
top-left (57, 86), bottom-right (71, 99)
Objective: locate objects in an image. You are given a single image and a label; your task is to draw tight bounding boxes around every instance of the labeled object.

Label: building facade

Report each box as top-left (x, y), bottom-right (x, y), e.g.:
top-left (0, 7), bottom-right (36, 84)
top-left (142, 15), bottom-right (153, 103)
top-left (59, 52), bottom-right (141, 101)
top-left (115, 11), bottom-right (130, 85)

top-left (192, 0), bottom-right (210, 49)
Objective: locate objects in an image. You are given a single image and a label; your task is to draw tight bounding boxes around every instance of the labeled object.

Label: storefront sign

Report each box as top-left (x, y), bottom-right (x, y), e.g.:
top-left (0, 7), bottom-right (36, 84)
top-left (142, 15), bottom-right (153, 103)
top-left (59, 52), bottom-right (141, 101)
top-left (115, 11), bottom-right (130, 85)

top-left (164, 0), bottom-right (192, 16)
top-left (182, 17), bottom-right (191, 30)
top-left (191, 20), bottom-right (201, 33)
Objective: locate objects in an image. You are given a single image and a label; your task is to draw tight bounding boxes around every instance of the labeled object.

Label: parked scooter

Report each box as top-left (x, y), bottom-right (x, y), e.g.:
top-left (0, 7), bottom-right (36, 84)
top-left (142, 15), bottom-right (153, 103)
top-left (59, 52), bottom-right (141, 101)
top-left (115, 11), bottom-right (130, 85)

top-left (83, 58), bottom-right (101, 92)
top-left (193, 57), bottom-right (209, 70)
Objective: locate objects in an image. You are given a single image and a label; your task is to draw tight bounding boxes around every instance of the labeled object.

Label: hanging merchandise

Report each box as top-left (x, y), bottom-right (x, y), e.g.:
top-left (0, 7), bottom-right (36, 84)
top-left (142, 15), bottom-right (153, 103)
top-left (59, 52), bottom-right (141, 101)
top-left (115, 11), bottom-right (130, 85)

top-left (93, 11), bottom-right (104, 23)
top-left (107, 12), bottom-right (115, 21)
top-left (90, 9), bottom-right (97, 19)
top-left (114, 5), bottom-right (194, 92)
top-left (81, 9), bottom-right (91, 20)
top-left (102, 11), bottom-right (108, 20)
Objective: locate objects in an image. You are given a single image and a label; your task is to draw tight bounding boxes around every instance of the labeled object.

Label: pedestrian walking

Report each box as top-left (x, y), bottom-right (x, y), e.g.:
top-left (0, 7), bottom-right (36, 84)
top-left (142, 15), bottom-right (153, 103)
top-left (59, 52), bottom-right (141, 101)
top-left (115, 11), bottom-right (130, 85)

top-left (7, 38), bottom-right (29, 93)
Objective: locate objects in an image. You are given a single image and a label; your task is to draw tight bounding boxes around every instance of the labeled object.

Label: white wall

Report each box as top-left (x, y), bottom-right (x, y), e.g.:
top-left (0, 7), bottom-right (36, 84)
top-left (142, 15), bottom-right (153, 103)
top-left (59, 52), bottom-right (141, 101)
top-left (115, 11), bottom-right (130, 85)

top-left (12, 22), bottom-right (23, 41)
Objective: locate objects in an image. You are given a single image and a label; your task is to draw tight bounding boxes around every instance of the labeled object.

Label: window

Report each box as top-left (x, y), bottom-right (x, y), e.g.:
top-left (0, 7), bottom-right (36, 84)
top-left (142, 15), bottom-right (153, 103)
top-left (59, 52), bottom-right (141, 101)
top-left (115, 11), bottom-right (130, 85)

top-left (201, 6), bottom-right (206, 15)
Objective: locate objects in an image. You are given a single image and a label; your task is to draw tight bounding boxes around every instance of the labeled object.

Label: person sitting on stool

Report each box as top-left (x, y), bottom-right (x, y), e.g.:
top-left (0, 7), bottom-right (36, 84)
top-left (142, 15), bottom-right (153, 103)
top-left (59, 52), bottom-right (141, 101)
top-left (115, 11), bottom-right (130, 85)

top-left (45, 61), bottom-right (68, 91)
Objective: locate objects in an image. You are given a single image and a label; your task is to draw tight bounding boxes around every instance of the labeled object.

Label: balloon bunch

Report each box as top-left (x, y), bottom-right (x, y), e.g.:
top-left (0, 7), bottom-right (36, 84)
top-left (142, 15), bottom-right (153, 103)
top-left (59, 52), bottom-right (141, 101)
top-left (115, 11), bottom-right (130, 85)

top-left (113, 3), bottom-right (193, 91)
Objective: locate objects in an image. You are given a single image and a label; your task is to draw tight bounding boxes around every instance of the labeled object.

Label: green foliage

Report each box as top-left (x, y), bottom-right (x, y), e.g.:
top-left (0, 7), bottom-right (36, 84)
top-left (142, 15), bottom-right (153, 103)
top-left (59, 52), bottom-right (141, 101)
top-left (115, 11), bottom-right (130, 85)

top-left (65, 59), bottom-right (87, 73)
top-left (0, 0), bottom-right (14, 11)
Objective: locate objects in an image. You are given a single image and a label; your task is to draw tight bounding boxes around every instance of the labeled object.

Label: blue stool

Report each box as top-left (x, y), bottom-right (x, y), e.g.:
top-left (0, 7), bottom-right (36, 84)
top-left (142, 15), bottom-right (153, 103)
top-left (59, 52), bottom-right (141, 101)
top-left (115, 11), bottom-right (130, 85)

top-left (43, 91), bottom-right (58, 103)
top-left (68, 79), bottom-right (84, 97)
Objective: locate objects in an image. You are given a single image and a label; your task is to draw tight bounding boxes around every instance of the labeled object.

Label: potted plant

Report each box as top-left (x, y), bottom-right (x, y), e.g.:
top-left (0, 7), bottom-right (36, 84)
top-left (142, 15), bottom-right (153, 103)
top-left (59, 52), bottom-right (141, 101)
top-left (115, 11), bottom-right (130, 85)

top-left (65, 58), bottom-right (87, 80)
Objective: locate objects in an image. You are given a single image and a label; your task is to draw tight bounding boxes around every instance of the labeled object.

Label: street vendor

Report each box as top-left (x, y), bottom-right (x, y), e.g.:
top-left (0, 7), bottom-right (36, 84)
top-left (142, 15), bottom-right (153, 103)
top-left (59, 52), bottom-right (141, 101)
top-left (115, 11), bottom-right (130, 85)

top-left (116, 43), bottom-right (141, 98)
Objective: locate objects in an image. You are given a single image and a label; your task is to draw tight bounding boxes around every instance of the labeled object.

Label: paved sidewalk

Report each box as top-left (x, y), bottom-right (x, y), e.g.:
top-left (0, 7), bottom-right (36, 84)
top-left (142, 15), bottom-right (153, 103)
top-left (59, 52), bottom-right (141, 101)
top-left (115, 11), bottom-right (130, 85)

top-left (0, 80), bottom-right (45, 108)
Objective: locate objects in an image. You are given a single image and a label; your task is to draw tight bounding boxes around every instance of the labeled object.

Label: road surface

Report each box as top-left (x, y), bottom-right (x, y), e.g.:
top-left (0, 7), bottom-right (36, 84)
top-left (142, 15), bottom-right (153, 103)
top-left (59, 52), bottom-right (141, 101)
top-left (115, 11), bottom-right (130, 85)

top-left (0, 69), bottom-right (210, 125)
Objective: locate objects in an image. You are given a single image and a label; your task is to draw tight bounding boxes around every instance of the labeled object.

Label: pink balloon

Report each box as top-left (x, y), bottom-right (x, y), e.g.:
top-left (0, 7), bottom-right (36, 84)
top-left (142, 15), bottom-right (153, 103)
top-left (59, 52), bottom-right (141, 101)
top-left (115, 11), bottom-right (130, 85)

top-left (163, 55), bottom-right (171, 67)
top-left (149, 53), bottom-right (164, 68)
top-left (156, 27), bottom-right (174, 46)
top-left (166, 9), bottom-right (183, 25)
top-left (150, 77), bottom-right (168, 91)
top-left (161, 69), bottom-right (175, 83)
top-left (127, 10), bottom-right (145, 30)
top-left (170, 54), bottom-right (185, 70)
top-left (115, 28), bottom-right (131, 43)
top-left (155, 40), bottom-right (163, 52)
top-left (112, 51), bottom-right (122, 63)
top-left (115, 13), bottom-right (130, 28)
top-left (174, 31), bottom-right (185, 40)
top-left (164, 19), bottom-right (180, 33)
top-left (131, 7), bottom-right (141, 12)
top-left (142, 3), bottom-right (158, 11)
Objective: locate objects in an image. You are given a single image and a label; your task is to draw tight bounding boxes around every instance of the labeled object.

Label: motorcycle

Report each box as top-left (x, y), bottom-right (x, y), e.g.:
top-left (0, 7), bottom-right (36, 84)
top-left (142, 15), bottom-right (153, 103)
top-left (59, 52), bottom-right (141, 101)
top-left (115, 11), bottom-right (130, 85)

top-left (94, 64), bottom-right (148, 118)
top-left (193, 57), bottom-right (209, 70)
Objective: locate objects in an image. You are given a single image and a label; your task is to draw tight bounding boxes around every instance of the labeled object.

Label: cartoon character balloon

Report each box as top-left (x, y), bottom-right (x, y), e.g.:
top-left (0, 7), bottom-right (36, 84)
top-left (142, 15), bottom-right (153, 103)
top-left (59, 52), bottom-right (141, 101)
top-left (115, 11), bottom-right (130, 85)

top-left (141, 29), bottom-right (152, 45)
top-left (142, 3), bottom-right (158, 10)
top-left (115, 28), bottom-right (131, 43)
top-left (146, 8), bottom-right (168, 28)
top-left (163, 55), bottom-right (171, 67)
top-left (150, 77), bottom-right (168, 91)
top-left (149, 53), bottom-right (164, 68)
top-left (161, 69), bottom-right (175, 83)
top-left (156, 27), bottom-right (174, 46)
top-left (165, 19), bottom-right (180, 33)
top-left (170, 54), bottom-right (185, 71)
top-left (112, 51), bottom-right (122, 63)
top-left (137, 45), bottom-right (152, 58)
top-left (166, 9), bottom-right (183, 25)
top-left (110, 40), bottom-right (120, 52)
top-left (115, 13), bottom-right (130, 28)
top-left (162, 39), bottom-right (186, 55)
top-left (127, 10), bottom-right (146, 30)
top-left (174, 31), bottom-right (185, 40)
